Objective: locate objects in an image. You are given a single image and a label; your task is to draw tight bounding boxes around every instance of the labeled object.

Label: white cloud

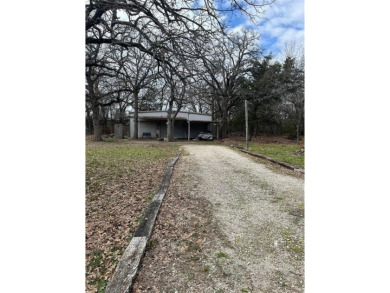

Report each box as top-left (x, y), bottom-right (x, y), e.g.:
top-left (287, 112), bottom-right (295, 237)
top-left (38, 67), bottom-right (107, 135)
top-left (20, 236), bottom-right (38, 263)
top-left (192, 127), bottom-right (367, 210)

top-left (257, 0), bottom-right (304, 61)
top-left (272, 29), bottom-right (304, 61)
top-left (226, 24), bottom-right (246, 35)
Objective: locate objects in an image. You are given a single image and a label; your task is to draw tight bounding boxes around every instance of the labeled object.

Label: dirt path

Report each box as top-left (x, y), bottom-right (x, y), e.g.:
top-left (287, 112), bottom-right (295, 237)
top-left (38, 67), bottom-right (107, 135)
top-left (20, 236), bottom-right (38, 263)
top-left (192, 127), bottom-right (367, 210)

top-left (132, 145), bottom-right (304, 293)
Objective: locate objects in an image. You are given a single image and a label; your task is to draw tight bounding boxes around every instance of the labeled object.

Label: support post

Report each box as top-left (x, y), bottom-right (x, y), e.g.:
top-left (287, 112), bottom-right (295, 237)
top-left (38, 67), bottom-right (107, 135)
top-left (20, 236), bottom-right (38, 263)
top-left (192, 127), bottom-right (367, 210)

top-left (245, 100), bottom-right (249, 151)
top-left (188, 120), bottom-right (190, 141)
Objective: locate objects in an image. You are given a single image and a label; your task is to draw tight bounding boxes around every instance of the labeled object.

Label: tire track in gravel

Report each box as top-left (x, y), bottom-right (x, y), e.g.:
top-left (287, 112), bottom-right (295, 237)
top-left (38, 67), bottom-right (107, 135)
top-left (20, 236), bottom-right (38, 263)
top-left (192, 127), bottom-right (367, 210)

top-left (133, 145), bottom-right (304, 293)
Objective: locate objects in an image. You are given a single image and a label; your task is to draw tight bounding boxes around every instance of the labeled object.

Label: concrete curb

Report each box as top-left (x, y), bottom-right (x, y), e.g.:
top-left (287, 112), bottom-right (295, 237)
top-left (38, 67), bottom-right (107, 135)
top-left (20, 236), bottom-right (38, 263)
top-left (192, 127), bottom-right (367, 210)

top-left (231, 145), bottom-right (305, 174)
top-left (105, 149), bottom-right (182, 293)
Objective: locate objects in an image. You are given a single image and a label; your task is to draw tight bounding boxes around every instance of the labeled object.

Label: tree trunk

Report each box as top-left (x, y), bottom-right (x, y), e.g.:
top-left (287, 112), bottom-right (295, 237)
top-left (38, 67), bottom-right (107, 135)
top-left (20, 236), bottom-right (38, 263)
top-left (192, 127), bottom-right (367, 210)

top-left (166, 115), bottom-right (175, 141)
top-left (171, 119), bottom-right (176, 140)
top-left (166, 99), bottom-right (175, 141)
top-left (220, 99), bottom-right (228, 138)
top-left (255, 122), bottom-right (259, 138)
top-left (86, 106), bottom-right (93, 135)
top-left (88, 117), bottom-right (93, 135)
top-left (92, 103), bottom-right (102, 141)
top-left (133, 90), bottom-right (139, 139)
top-left (101, 107), bottom-right (107, 129)
top-left (119, 103), bottom-right (125, 125)
top-left (296, 112), bottom-right (302, 144)
top-left (166, 118), bottom-right (173, 140)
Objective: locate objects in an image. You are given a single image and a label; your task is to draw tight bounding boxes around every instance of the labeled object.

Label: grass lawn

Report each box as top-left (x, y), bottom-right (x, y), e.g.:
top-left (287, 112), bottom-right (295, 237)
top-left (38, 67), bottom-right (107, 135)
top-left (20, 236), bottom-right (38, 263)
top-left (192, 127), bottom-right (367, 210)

top-left (85, 138), bottom-right (179, 293)
top-left (219, 135), bottom-right (304, 169)
top-left (248, 144), bottom-right (304, 168)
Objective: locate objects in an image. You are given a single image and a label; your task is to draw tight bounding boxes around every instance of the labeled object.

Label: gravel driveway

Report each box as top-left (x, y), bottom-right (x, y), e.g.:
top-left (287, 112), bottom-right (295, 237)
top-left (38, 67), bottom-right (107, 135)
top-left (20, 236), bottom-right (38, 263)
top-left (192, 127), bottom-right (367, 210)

top-left (133, 145), bottom-right (304, 293)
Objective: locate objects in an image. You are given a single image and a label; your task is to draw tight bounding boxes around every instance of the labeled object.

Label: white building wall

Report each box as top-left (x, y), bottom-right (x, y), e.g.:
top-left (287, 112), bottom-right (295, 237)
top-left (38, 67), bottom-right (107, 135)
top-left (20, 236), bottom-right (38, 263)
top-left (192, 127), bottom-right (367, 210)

top-left (138, 121), bottom-right (158, 138)
top-left (130, 117), bottom-right (158, 138)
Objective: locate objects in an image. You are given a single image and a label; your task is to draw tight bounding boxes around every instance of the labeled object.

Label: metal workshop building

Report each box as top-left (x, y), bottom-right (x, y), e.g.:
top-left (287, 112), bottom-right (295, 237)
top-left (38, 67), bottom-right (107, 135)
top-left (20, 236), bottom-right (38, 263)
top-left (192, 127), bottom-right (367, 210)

top-left (129, 111), bottom-right (212, 139)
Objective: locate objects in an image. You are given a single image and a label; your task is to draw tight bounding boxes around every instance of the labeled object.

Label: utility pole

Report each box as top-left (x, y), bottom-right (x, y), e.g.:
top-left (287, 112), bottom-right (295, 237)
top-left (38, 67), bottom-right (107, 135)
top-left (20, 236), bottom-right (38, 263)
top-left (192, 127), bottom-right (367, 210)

top-left (245, 100), bottom-right (249, 151)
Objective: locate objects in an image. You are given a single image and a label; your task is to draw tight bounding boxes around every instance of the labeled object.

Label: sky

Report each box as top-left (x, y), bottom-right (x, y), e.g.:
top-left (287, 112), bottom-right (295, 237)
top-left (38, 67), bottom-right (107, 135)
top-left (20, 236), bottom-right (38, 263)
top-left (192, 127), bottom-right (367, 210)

top-left (225, 0), bottom-right (304, 62)
top-left (260, 0), bottom-right (304, 58)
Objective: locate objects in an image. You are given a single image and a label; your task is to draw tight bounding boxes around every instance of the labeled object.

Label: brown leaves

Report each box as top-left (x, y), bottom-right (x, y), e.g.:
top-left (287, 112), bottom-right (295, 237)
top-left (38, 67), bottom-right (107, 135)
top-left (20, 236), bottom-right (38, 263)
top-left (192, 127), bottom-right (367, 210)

top-left (133, 285), bottom-right (159, 293)
top-left (85, 142), bottom-right (179, 293)
top-left (132, 162), bottom-right (218, 292)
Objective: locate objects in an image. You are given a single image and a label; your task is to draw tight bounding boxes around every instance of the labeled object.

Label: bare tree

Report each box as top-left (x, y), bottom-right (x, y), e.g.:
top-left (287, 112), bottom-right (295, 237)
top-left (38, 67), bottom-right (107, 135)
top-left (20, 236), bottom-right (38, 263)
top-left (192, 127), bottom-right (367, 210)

top-left (86, 43), bottom-right (132, 141)
top-left (86, 0), bottom-right (274, 59)
top-left (158, 57), bottom-right (189, 141)
top-left (279, 42), bottom-right (305, 142)
top-left (111, 45), bottom-right (157, 138)
top-left (196, 29), bottom-right (259, 138)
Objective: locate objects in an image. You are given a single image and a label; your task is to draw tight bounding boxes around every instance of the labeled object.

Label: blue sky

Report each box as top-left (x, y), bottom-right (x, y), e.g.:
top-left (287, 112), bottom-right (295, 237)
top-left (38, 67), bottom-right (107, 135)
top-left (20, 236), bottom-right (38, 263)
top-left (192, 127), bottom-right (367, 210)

top-left (225, 0), bottom-right (304, 61)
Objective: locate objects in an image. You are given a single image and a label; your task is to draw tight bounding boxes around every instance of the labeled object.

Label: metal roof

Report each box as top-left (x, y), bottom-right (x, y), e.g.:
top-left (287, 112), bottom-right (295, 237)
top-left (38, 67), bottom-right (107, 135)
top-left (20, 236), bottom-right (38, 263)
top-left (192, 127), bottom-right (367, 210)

top-left (129, 111), bottom-right (212, 122)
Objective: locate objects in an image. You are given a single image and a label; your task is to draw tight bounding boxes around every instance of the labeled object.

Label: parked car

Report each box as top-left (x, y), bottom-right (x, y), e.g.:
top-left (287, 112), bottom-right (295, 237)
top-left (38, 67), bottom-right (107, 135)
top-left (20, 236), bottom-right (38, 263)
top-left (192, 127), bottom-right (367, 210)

top-left (193, 131), bottom-right (213, 141)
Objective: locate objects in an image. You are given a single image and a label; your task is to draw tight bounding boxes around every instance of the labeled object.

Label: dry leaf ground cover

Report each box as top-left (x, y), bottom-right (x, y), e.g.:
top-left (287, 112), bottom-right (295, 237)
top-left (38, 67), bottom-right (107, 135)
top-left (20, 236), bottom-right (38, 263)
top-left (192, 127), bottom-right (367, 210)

top-left (85, 138), bottom-right (179, 293)
top-left (133, 145), bottom-right (304, 293)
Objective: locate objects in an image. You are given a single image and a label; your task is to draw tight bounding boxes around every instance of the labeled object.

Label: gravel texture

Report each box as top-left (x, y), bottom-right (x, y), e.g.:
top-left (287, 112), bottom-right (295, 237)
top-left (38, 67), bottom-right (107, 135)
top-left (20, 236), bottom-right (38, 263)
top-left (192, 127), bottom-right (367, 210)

top-left (133, 145), bottom-right (304, 293)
